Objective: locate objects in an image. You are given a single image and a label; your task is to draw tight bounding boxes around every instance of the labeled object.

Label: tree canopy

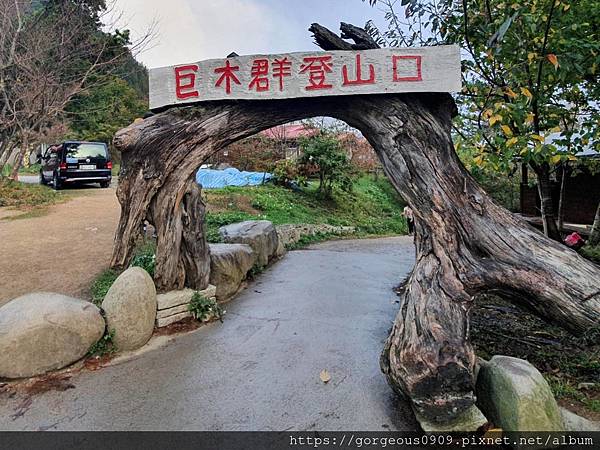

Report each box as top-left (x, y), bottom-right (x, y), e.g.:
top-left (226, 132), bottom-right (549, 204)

top-left (364, 0), bottom-right (600, 238)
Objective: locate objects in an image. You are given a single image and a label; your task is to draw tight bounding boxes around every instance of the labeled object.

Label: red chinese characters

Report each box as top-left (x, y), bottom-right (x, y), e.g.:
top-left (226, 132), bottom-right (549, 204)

top-left (342, 54), bottom-right (375, 86)
top-left (214, 60), bottom-right (241, 94)
top-left (392, 55), bottom-right (422, 82)
top-left (248, 59), bottom-right (270, 92)
top-left (171, 51), bottom-right (428, 102)
top-left (272, 57), bottom-right (292, 91)
top-left (174, 65), bottom-right (199, 100)
top-left (300, 55), bottom-right (333, 90)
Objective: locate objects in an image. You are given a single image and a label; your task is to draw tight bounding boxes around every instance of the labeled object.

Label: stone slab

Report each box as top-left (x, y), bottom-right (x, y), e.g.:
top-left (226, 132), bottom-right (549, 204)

top-left (156, 311), bottom-right (192, 328)
top-left (157, 286), bottom-right (216, 310)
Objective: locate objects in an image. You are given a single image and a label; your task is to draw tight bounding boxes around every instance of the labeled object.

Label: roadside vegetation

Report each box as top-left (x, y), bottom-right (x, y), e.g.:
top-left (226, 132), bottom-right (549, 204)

top-left (204, 175), bottom-right (407, 243)
top-left (0, 177), bottom-right (67, 210)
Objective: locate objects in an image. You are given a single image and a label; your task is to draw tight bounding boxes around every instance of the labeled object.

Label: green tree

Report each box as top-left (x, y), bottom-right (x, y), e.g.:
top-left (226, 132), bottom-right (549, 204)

top-left (66, 76), bottom-right (147, 144)
top-left (299, 132), bottom-right (354, 196)
top-left (0, 0), bottom-right (151, 177)
top-left (364, 0), bottom-right (600, 240)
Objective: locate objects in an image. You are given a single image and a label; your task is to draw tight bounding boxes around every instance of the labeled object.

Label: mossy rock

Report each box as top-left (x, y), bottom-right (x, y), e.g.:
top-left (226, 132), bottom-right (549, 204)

top-left (476, 356), bottom-right (563, 431)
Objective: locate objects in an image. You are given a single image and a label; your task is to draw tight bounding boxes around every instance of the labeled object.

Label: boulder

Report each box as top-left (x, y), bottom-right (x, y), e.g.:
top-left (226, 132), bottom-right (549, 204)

top-left (0, 293), bottom-right (105, 378)
top-left (415, 404), bottom-right (488, 432)
top-left (560, 407), bottom-right (600, 432)
top-left (219, 220), bottom-right (278, 267)
top-left (209, 243), bottom-right (256, 301)
top-left (476, 356), bottom-right (563, 431)
top-left (102, 267), bottom-right (157, 351)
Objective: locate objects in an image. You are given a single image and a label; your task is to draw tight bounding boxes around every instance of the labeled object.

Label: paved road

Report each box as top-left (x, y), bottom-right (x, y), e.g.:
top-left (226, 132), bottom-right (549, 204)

top-left (0, 237), bottom-right (417, 431)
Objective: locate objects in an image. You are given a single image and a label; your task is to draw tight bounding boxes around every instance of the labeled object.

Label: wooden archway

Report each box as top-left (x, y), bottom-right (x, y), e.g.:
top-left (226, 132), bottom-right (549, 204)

top-left (111, 24), bottom-right (600, 424)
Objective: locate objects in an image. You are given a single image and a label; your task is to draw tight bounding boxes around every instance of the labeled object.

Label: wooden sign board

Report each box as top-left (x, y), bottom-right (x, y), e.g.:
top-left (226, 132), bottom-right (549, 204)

top-left (149, 46), bottom-right (461, 111)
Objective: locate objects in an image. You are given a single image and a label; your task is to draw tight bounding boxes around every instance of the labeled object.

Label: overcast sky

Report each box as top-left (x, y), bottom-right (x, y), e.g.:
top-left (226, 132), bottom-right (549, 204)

top-left (115, 0), bottom-right (387, 69)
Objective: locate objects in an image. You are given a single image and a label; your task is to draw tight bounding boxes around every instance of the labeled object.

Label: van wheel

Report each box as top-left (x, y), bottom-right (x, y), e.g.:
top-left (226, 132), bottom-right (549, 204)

top-left (53, 172), bottom-right (61, 190)
top-left (100, 181), bottom-right (110, 188)
top-left (39, 171), bottom-right (47, 185)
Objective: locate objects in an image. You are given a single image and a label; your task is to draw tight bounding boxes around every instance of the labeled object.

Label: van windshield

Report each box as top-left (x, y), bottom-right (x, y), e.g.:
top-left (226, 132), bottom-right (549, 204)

top-left (65, 143), bottom-right (107, 159)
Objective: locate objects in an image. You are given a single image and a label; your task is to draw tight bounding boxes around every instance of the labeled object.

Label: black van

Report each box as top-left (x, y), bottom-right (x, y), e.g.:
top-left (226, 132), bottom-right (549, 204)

top-left (40, 141), bottom-right (112, 189)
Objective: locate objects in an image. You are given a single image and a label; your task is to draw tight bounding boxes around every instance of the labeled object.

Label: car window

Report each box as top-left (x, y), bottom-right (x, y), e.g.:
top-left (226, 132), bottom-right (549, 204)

top-left (64, 143), bottom-right (107, 159)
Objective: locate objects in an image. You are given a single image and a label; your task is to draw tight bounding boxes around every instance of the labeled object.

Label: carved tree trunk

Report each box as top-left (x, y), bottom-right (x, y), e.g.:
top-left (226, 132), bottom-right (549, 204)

top-left (111, 24), bottom-right (600, 424)
top-left (149, 176), bottom-right (211, 291)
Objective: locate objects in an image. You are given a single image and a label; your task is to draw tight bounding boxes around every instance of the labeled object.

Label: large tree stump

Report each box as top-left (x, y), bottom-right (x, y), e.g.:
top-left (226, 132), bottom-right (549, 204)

top-left (111, 24), bottom-right (600, 424)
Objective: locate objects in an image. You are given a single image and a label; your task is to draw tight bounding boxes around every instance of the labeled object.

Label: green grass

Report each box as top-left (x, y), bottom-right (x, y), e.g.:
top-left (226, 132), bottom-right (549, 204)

top-left (17, 163), bottom-right (42, 175)
top-left (547, 376), bottom-right (600, 413)
top-left (0, 177), bottom-right (68, 209)
top-left (580, 244), bottom-right (600, 264)
top-left (204, 175), bottom-right (407, 243)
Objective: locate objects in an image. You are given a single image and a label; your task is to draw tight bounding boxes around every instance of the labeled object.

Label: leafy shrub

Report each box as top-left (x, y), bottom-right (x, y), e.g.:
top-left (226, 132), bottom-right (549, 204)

top-left (188, 291), bottom-right (223, 322)
top-left (130, 253), bottom-right (156, 276)
top-left (272, 159), bottom-right (307, 187)
top-left (299, 132), bottom-right (355, 196)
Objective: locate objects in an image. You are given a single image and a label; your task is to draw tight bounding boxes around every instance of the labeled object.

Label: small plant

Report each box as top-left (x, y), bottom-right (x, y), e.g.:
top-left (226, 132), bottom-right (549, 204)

top-left (87, 329), bottom-right (117, 357)
top-left (90, 269), bottom-right (119, 306)
top-left (129, 240), bottom-right (157, 276)
top-left (188, 292), bottom-right (223, 323)
top-left (247, 264), bottom-right (266, 279)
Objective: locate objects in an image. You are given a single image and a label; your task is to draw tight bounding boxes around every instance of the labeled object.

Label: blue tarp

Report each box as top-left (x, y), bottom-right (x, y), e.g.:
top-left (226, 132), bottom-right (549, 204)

top-left (196, 168), bottom-right (272, 189)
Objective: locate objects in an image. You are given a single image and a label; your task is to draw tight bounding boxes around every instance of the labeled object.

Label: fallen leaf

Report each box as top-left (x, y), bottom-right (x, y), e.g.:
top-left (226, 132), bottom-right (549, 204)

top-left (319, 369), bottom-right (331, 383)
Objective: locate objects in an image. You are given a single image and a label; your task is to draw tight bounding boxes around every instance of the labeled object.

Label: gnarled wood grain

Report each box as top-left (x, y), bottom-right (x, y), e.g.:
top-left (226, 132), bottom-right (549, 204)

top-left (111, 23), bottom-right (600, 424)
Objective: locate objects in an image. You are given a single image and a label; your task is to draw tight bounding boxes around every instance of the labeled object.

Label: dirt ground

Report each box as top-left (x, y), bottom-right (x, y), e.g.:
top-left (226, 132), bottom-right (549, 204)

top-left (0, 185), bottom-right (119, 306)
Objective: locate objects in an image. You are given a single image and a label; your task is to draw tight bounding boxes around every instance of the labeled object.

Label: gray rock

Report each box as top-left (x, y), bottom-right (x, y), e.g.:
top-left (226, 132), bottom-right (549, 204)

top-left (560, 407), bottom-right (600, 431)
top-left (209, 243), bottom-right (256, 301)
top-left (102, 267), bottom-right (157, 351)
top-left (415, 404), bottom-right (488, 432)
top-left (156, 311), bottom-right (191, 328)
top-left (219, 220), bottom-right (278, 267)
top-left (274, 238), bottom-right (287, 258)
top-left (0, 293), bottom-right (105, 378)
top-left (275, 223), bottom-right (355, 248)
top-left (476, 356), bottom-right (563, 431)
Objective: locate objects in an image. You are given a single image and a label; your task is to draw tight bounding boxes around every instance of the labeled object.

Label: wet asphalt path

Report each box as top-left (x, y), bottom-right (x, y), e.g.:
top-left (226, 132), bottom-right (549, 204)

top-left (0, 237), bottom-right (417, 431)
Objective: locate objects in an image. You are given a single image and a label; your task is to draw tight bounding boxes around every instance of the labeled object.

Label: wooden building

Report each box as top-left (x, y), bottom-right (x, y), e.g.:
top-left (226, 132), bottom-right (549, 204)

top-left (520, 148), bottom-right (600, 225)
